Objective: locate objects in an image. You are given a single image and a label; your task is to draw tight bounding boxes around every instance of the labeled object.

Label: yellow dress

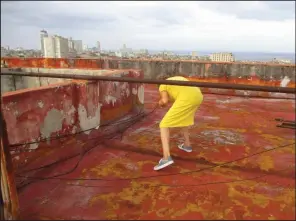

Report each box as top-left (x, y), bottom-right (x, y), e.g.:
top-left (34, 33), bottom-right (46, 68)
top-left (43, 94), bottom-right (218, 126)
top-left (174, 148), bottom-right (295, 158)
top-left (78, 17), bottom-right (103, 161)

top-left (159, 76), bottom-right (203, 128)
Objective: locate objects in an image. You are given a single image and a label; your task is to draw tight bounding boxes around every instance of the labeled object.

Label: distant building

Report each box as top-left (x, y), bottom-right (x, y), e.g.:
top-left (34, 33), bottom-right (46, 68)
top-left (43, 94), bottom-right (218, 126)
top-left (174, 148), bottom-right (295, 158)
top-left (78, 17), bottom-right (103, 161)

top-left (68, 37), bottom-right (75, 50)
top-left (97, 41), bottom-right (101, 52)
top-left (198, 55), bottom-right (211, 61)
top-left (43, 35), bottom-right (69, 58)
top-left (1, 47), bottom-right (8, 57)
top-left (15, 47), bottom-right (24, 51)
top-left (67, 37), bottom-right (78, 57)
top-left (68, 38), bottom-right (83, 54)
top-left (140, 49), bottom-right (148, 55)
top-left (120, 44), bottom-right (133, 57)
top-left (191, 51), bottom-right (197, 57)
top-left (83, 44), bottom-right (88, 51)
top-left (134, 49), bottom-right (148, 57)
top-left (115, 51), bottom-right (123, 57)
top-left (210, 52), bottom-right (234, 62)
top-left (40, 30), bottom-right (48, 56)
top-left (271, 58), bottom-right (292, 64)
top-left (73, 40), bottom-right (83, 53)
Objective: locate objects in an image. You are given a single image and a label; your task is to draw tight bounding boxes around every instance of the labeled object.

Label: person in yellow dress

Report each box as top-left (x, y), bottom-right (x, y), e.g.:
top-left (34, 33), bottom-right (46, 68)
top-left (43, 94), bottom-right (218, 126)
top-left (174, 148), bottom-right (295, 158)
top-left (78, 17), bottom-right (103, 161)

top-left (154, 76), bottom-right (203, 170)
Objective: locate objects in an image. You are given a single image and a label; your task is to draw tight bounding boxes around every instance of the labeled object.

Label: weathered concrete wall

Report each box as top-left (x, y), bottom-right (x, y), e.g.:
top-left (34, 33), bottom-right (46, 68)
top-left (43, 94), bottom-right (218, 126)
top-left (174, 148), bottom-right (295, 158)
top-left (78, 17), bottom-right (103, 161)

top-left (1, 69), bottom-right (144, 170)
top-left (1, 68), bottom-right (128, 93)
top-left (1, 57), bottom-right (295, 99)
top-left (2, 57), bottom-right (295, 82)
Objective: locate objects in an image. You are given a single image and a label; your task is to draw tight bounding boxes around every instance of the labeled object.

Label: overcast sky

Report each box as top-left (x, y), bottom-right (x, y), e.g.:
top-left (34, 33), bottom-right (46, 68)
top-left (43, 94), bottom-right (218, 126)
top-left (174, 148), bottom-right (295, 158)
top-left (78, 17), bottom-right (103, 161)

top-left (1, 1), bottom-right (295, 53)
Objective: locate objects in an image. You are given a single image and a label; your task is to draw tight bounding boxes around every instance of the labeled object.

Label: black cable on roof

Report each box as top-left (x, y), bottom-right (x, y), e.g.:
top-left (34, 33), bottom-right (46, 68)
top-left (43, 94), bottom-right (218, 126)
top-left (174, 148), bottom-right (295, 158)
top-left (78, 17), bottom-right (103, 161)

top-left (17, 142), bottom-right (295, 182)
top-left (62, 165), bottom-right (294, 189)
top-left (13, 100), bottom-right (295, 190)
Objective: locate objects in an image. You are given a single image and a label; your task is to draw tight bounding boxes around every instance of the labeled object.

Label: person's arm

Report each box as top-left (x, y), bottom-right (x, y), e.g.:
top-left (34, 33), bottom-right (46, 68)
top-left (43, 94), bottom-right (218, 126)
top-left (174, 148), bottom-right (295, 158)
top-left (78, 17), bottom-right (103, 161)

top-left (158, 91), bottom-right (169, 107)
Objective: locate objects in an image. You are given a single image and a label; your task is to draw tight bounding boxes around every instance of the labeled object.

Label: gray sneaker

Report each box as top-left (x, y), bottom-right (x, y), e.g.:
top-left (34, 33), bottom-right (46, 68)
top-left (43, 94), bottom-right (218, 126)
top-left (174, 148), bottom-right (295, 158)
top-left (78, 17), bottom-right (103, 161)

top-left (178, 143), bottom-right (192, 152)
top-left (153, 156), bottom-right (174, 171)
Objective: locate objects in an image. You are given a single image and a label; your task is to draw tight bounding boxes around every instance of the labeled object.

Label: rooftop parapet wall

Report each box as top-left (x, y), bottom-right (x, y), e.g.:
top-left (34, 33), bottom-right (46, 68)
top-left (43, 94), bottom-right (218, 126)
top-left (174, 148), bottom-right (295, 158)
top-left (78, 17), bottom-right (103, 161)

top-left (1, 68), bottom-right (295, 100)
top-left (2, 57), bottom-right (295, 83)
top-left (1, 69), bottom-right (144, 171)
top-left (1, 68), bottom-right (114, 93)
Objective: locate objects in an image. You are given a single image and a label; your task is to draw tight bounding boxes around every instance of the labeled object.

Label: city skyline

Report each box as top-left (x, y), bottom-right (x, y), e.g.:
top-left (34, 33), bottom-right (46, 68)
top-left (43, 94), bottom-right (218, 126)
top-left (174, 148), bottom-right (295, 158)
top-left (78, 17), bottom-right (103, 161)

top-left (1, 1), bottom-right (295, 53)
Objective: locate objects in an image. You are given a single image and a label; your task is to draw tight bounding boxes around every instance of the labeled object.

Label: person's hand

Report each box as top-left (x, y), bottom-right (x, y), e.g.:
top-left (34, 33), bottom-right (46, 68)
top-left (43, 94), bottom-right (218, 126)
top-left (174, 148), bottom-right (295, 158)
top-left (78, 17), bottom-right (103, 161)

top-left (158, 99), bottom-right (165, 107)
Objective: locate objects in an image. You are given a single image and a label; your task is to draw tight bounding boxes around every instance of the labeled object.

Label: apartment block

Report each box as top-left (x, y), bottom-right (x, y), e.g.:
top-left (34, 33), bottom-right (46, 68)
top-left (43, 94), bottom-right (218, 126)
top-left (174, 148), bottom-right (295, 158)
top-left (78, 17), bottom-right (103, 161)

top-left (210, 52), bottom-right (235, 62)
top-left (43, 35), bottom-right (69, 58)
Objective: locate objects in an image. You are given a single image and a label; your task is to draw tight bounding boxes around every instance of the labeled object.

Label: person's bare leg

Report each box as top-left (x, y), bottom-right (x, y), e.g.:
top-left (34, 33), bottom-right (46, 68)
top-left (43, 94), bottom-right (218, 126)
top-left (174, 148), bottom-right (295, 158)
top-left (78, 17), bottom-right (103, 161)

top-left (182, 127), bottom-right (191, 147)
top-left (160, 127), bottom-right (170, 159)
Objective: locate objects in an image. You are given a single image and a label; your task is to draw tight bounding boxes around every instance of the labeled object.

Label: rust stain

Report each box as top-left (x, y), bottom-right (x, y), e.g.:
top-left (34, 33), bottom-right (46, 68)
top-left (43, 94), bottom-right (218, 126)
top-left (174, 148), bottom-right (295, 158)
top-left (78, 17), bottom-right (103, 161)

top-left (0, 62), bottom-right (295, 220)
top-left (0, 110), bottom-right (20, 220)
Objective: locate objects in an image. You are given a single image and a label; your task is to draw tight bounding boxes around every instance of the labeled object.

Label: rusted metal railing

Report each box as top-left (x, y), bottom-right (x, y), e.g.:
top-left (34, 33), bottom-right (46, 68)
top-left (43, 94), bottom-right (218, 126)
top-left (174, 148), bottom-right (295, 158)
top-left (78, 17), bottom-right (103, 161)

top-left (1, 69), bottom-right (295, 94)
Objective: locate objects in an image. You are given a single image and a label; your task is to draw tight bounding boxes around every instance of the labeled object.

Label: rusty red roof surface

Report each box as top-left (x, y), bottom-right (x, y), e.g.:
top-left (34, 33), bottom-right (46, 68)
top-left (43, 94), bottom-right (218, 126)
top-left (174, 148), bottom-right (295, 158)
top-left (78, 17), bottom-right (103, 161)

top-left (15, 84), bottom-right (295, 220)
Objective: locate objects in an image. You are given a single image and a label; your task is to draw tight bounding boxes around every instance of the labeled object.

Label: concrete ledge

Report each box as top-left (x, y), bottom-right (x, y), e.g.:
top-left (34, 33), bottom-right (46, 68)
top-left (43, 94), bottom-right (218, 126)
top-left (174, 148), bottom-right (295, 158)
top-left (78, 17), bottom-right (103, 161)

top-left (1, 68), bottom-right (141, 93)
top-left (2, 57), bottom-right (295, 80)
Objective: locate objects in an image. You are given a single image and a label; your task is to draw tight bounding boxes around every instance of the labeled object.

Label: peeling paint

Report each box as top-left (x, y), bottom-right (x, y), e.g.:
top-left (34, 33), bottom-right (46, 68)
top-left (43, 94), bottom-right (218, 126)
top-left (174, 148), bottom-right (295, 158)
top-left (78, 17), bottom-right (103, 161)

top-left (29, 139), bottom-right (39, 150)
top-left (78, 103), bottom-right (102, 134)
top-left (37, 101), bottom-right (44, 108)
top-left (2, 68), bottom-right (145, 172)
top-left (64, 105), bottom-right (76, 125)
top-left (105, 95), bottom-right (117, 106)
top-left (137, 85), bottom-right (144, 104)
top-left (132, 88), bottom-right (137, 95)
top-left (40, 108), bottom-right (64, 139)
top-left (280, 76), bottom-right (291, 87)
top-left (13, 110), bottom-right (19, 117)
top-left (71, 126), bottom-right (77, 134)
top-left (14, 156), bottom-right (20, 161)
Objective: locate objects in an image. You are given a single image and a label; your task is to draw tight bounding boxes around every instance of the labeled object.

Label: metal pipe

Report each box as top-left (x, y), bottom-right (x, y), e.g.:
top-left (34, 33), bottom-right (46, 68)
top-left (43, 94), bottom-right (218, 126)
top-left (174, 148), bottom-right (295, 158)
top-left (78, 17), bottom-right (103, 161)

top-left (282, 122), bottom-right (296, 126)
top-left (276, 125), bottom-right (295, 129)
top-left (275, 118), bottom-right (296, 123)
top-left (1, 69), bottom-right (295, 94)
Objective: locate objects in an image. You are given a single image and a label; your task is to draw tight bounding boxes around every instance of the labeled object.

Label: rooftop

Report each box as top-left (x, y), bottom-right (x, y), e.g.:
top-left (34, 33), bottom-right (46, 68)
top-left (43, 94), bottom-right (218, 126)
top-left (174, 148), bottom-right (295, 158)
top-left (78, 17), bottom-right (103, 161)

top-left (14, 84), bottom-right (295, 220)
top-left (1, 59), bottom-right (295, 220)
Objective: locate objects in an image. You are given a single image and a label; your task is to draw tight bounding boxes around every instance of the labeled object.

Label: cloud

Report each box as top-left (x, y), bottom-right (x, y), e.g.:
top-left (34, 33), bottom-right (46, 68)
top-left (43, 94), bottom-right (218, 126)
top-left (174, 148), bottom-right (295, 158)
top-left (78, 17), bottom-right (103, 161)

top-left (199, 1), bottom-right (295, 21)
top-left (1, 1), bottom-right (295, 53)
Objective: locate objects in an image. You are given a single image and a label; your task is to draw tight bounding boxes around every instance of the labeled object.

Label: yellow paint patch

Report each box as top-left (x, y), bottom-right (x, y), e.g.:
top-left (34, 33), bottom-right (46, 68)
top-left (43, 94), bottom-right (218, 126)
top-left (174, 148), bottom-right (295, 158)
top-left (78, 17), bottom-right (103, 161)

top-left (252, 195), bottom-right (270, 208)
top-left (261, 134), bottom-right (285, 143)
top-left (245, 146), bottom-right (251, 153)
top-left (268, 215), bottom-right (276, 220)
top-left (254, 129), bottom-right (262, 134)
top-left (258, 155), bottom-right (274, 171)
top-left (156, 207), bottom-right (175, 217)
top-left (198, 152), bottom-right (206, 158)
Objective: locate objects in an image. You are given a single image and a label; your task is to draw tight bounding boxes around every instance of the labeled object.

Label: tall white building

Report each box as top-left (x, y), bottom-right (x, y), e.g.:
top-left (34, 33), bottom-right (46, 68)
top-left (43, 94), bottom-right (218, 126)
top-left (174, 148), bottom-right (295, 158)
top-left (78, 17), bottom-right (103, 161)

top-left (43, 35), bottom-right (69, 58)
top-left (68, 37), bottom-right (75, 50)
top-left (83, 44), bottom-right (88, 51)
top-left (97, 41), bottom-right (101, 52)
top-left (1, 47), bottom-right (8, 57)
top-left (43, 36), bottom-right (55, 58)
top-left (73, 40), bottom-right (83, 53)
top-left (40, 30), bottom-right (48, 56)
top-left (210, 52), bottom-right (235, 62)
